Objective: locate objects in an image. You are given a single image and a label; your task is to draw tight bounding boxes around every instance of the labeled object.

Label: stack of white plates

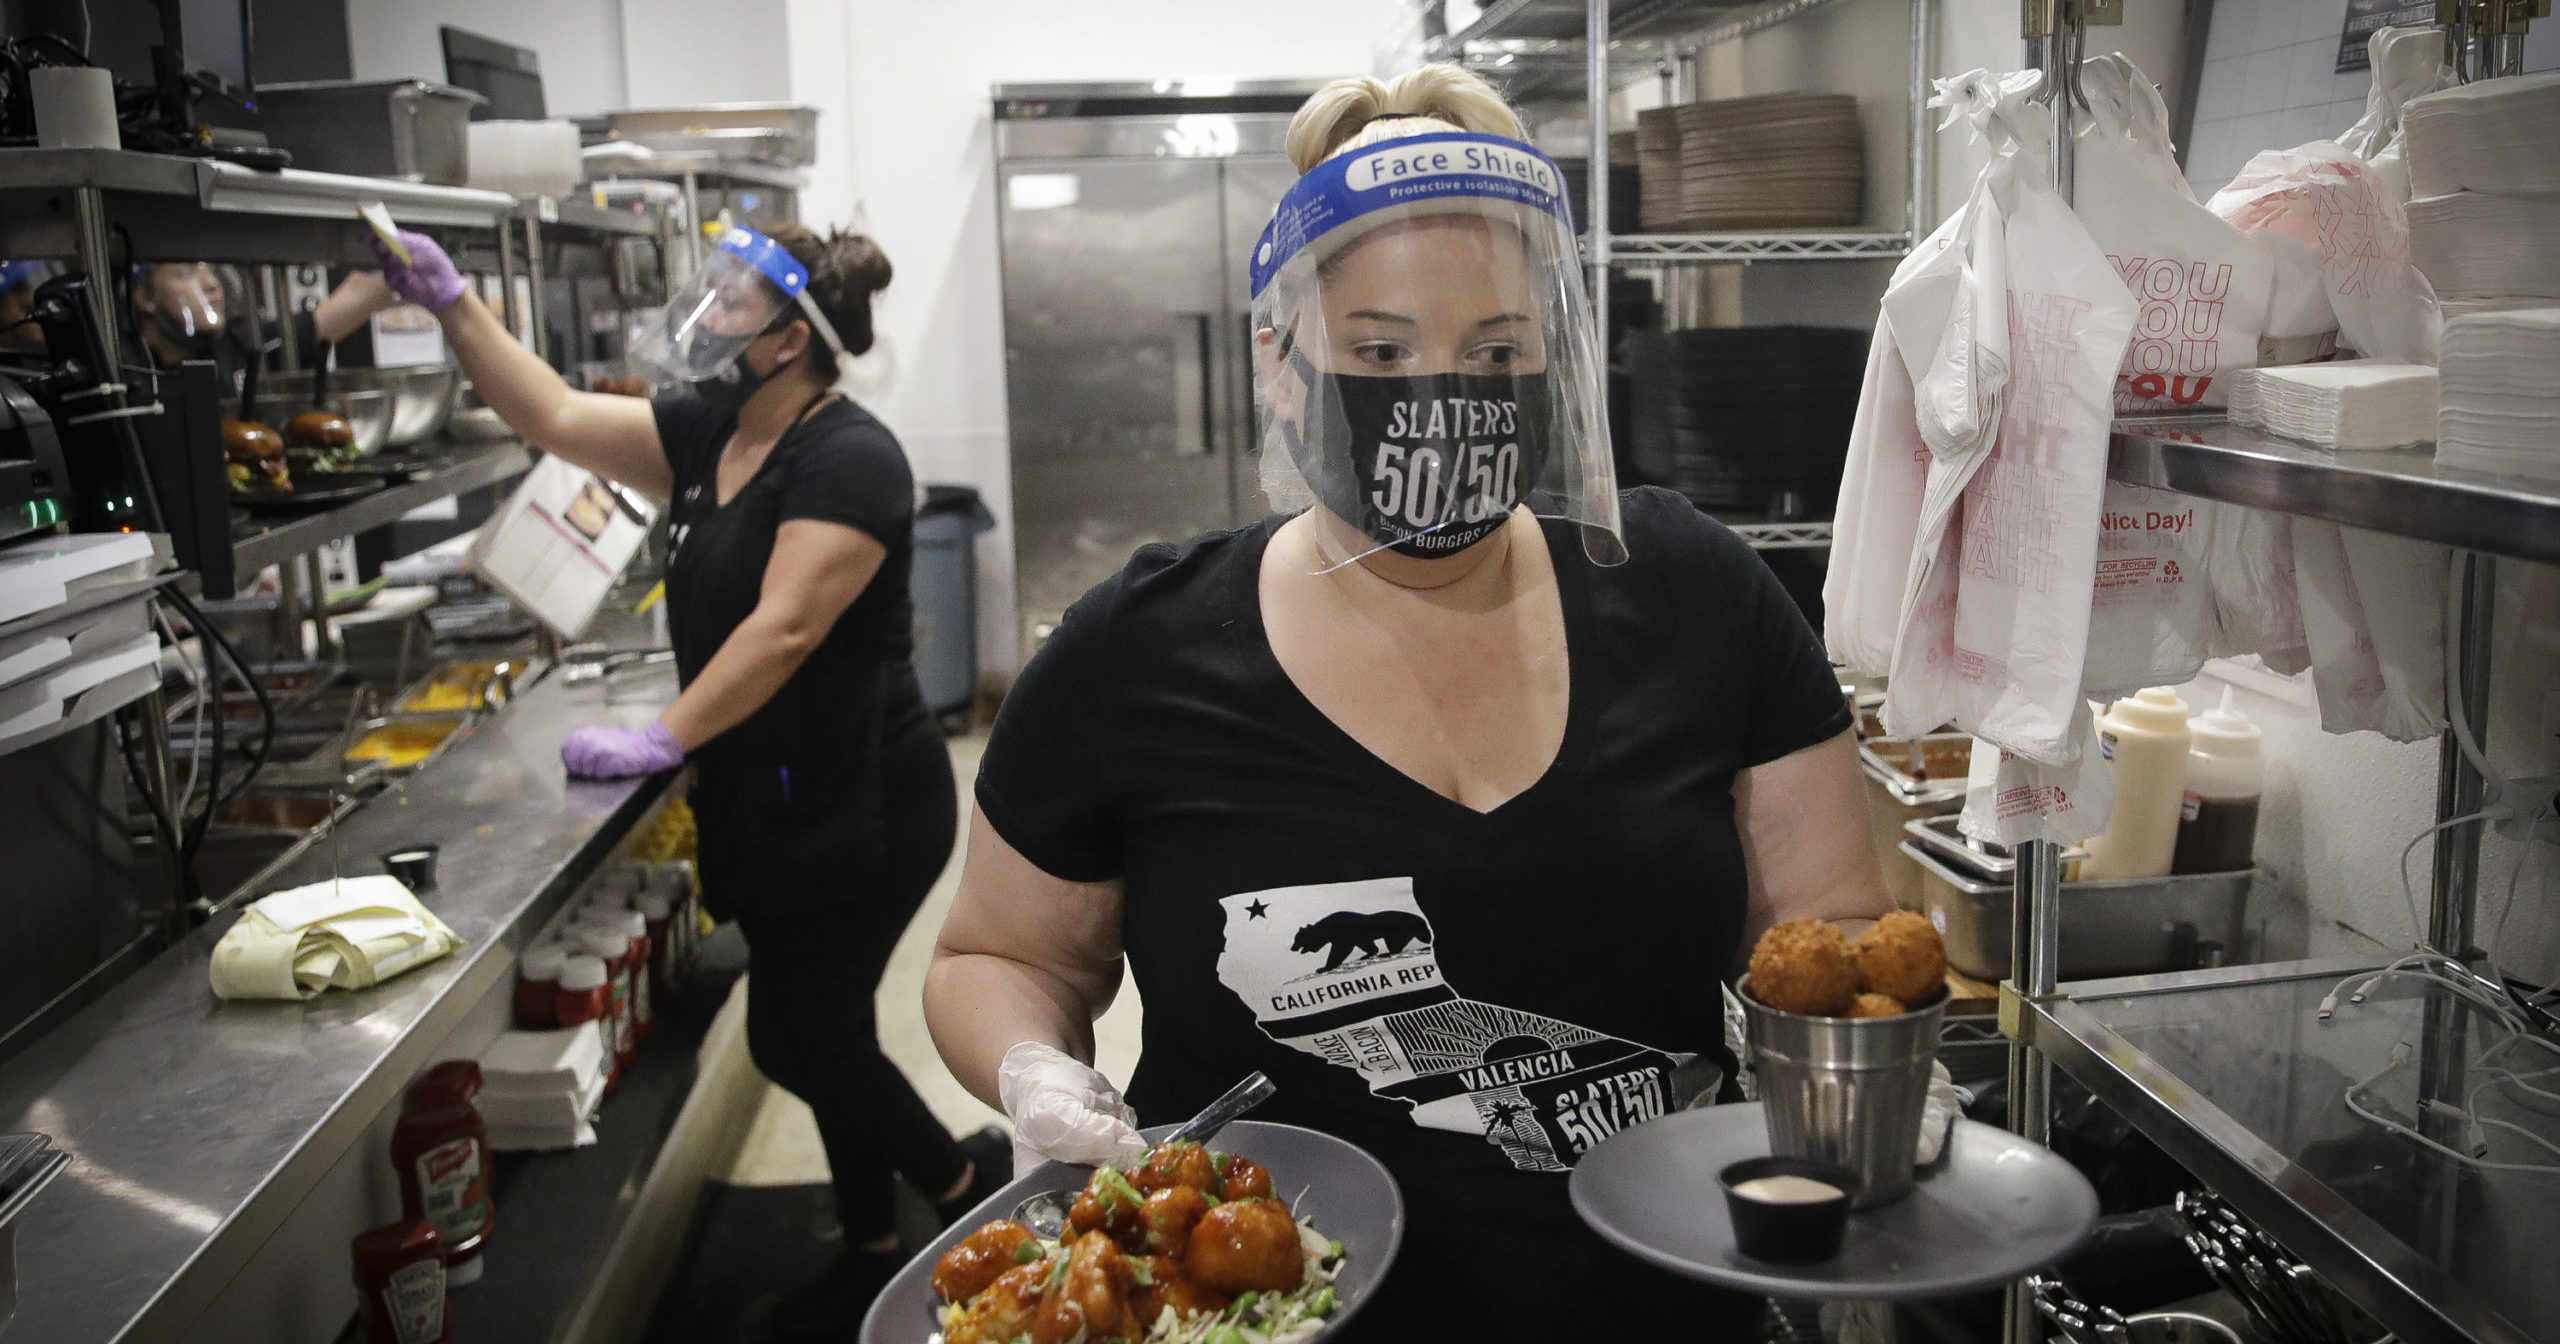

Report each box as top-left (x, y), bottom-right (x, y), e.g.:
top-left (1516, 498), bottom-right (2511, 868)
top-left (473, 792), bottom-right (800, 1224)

top-left (2404, 70), bottom-right (2560, 199)
top-left (2437, 307), bottom-right (2560, 480)
top-left (2407, 190), bottom-right (2560, 301)
top-left (2228, 360), bottom-right (2439, 450)
top-left (1674, 93), bottom-right (1862, 229)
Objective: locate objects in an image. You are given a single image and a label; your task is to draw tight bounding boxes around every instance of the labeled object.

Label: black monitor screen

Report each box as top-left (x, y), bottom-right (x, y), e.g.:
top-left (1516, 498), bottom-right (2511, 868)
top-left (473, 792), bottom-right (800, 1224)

top-left (169, 0), bottom-right (253, 99)
top-left (440, 25), bottom-right (544, 121)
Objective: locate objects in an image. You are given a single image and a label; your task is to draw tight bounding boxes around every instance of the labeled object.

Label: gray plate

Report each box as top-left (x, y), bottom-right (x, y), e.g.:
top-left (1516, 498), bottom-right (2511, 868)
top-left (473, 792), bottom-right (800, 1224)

top-left (859, 1121), bottom-right (1404, 1344)
top-left (1569, 1103), bottom-right (2097, 1299)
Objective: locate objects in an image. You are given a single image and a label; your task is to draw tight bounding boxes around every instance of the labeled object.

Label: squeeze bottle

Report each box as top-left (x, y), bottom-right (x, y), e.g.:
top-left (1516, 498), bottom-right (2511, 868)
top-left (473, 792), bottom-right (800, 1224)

top-left (2080, 686), bottom-right (2192, 880)
top-left (2172, 688), bottom-right (2264, 874)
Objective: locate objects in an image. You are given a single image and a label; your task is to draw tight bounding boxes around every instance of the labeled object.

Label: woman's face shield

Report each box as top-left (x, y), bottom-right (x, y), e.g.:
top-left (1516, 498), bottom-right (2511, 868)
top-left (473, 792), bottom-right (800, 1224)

top-left (631, 226), bottom-right (842, 386)
top-left (1248, 133), bottom-right (1623, 570)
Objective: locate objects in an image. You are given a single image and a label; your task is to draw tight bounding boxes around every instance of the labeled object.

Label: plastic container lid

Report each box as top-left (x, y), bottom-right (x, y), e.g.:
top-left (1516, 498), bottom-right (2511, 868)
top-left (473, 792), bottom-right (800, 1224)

top-left (519, 942), bottom-right (570, 981)
top-left (2189, 686), bottom-right (2262, 757)
top-left (632, 893), bottom-right (674, 921)
top-left (586, 909), bottom-right (646, 939)
top-left (567, 925), bottom-right (627, 958)
top-left (2105, 685), bottom-right (2192, 735)
top-left (558, 955), bottom-right (609, 992)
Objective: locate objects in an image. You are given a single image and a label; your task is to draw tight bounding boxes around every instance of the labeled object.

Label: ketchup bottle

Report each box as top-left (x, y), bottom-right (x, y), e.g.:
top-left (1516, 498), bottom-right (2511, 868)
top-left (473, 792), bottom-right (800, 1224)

top-left (555, 955), bottom-right (617, 1091)
top-left (392, 1061), bottom-right (494, 1285)
top-left (584, 909), bottom-right (653, 1046)
top-left (514, 940), bottom-right (568, 1030)
top-left (568, 925), bottom-right (636, 1074)
top-left (352, 1218), bottom-right (446, 1344)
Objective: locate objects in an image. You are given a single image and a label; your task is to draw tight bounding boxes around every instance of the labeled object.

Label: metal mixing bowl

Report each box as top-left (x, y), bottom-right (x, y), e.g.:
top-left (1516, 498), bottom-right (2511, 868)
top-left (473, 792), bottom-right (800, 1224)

top-left (248, 385), bottom-right (394, 455)
top-left (370, 365), bottom-right (463, 447)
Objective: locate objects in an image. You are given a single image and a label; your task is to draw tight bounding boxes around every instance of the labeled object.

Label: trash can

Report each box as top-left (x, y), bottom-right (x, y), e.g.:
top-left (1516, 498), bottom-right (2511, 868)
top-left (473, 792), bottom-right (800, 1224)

top-left (910, 484), bottom-right (996, 735)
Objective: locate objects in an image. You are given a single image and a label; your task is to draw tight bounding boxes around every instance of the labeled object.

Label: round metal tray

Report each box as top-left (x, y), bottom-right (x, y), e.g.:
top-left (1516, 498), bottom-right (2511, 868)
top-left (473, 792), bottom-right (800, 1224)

top-left (1570, 1103), bottom-right (2097, 1299)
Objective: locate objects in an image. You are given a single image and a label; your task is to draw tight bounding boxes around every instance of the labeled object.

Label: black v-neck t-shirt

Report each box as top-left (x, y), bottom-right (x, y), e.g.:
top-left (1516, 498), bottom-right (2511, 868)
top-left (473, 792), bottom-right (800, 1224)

top-left (654, 394), bottom-right (917, 807)
top-left (975, 487), bottom-right (1851, 1339)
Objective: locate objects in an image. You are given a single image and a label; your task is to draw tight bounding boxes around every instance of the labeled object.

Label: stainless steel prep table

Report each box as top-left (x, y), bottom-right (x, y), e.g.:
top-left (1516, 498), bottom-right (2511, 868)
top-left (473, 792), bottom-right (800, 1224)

top-left (0, 659), bottom-right (680, 1344)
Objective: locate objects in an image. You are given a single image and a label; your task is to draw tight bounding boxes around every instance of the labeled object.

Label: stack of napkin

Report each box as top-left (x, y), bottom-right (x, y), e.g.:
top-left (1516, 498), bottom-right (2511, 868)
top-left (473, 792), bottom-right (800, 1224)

top-left (2404, 70), bottom-right (2560, 199)
top-left (2437, 307), bottom-right (2560, 480)
top-left (475, 1021), bottom-right (609, 1151)
top-left (2406, 190), bottom-right (2560, 302)
top-left (2403, 72), bottom-right (2560, 307)
top-left (210, 876), bottom-right (461, 1000)
top-left (2227, 360), bottom-right (2439, 449)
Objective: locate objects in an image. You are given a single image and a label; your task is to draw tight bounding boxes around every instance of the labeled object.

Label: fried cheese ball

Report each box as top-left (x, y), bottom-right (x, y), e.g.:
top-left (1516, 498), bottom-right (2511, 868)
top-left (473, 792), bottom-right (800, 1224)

top-left (1848, 992), bottom-right (1907, 1019)
top-left (1034, 1231), bottom-right (1140, 1344)
top-left (932, 1219), bottom-right (1036, 1304)
top-left (1138, 1184), bottom-right (1211, 1256)
top-left (1854, 911), bottom-right (1948, 1005)
top-left (1747, 919), bottom-right (1862, 1017)
top-left (1131, 1140), bottom-right (1221, 1196)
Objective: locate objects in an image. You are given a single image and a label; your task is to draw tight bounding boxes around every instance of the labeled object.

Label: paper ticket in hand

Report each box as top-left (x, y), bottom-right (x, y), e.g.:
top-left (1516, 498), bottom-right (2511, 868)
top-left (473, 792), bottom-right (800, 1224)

top-left (357, 201), bottom-right (411, 264)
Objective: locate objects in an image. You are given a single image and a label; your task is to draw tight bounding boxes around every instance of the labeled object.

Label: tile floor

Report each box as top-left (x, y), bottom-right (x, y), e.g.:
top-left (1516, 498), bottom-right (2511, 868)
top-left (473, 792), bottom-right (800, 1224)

top-left (725, 730), bottom-right (1148, 1186)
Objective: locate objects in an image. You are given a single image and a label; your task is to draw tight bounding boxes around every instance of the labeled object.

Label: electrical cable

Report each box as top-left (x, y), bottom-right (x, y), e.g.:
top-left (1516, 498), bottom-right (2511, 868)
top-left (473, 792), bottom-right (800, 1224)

top-left (2397, 805), bottom-right (2510, 948)
top-left (160, 584), bottom-right (271, 813)
top-left (2324, 954), bottom-right (2560, 1174)
top-left (152, 601), bottom-right (205, 815)
top-left (114, 708), bottom-right (198, 910)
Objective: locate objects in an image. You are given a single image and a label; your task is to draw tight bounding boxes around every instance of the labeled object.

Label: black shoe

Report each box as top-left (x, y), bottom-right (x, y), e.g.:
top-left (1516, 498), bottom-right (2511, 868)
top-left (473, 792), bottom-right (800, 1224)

top-left (935, 1124), bottom-right (1014, 1226)
top-left (767, 1245), bottom-right (902, 1342)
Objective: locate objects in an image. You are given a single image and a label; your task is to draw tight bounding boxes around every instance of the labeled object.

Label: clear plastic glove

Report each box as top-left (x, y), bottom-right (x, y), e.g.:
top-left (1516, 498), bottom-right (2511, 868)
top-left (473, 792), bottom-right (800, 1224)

top-left (997, 1041), bottom-right (1148, 1176)
top-left (367, 229), bottom-right (469, 315)
top-left (560, 720), bottom-right (684, 780)
top-left (1915, 1060), bottom-right (1967, 1165)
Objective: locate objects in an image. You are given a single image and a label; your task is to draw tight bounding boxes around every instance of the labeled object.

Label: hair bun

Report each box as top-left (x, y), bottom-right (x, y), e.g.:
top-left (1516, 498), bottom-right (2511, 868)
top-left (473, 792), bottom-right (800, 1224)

top-left (1285, 66), bottom-right (1525, 173)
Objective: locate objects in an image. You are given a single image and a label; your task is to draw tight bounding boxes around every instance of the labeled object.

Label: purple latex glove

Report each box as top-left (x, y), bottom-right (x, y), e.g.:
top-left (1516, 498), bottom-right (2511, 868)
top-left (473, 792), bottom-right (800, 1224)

top-left (561, 720), bottom-right (685, 780)
top-left (369, 229), bottom-right (469, 315)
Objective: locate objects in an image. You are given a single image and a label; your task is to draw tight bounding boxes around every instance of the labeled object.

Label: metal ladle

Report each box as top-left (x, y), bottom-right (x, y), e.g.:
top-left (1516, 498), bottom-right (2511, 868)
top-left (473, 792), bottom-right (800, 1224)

top-left (1011, 1072), bottom-right (1277, 1237)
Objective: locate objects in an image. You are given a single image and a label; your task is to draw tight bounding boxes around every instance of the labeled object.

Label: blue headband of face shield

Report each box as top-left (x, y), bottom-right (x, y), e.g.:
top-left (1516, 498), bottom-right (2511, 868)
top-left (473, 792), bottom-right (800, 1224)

top-left (1246, 132), bottom-right (1575, 301)
top-left (714, 226), bottom-right (849, 358)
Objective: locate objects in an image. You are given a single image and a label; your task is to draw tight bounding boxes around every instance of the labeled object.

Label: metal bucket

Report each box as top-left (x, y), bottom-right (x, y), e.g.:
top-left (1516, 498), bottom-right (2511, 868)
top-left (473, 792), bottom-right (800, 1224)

top-left (1739, 975), bottom-right (1947, 1208)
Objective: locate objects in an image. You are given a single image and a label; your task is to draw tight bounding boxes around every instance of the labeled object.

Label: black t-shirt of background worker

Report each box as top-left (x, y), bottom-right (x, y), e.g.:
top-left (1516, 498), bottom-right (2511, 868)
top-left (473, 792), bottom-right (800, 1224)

top-left (652, 394), bottom-right (918, 861)
top-left (975, 487), bottom-right (1854, 1341)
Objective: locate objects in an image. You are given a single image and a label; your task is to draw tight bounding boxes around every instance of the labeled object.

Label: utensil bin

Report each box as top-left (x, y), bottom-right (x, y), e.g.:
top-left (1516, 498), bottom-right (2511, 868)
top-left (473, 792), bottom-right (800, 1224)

top-left (1899, 841), bottom-right (2257, 981)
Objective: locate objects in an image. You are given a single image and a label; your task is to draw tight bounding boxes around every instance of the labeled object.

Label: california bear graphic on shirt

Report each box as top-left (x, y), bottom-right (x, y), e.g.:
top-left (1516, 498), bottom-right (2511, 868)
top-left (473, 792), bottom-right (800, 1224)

top-left (1216, 878), bottom-right (1720, 1173)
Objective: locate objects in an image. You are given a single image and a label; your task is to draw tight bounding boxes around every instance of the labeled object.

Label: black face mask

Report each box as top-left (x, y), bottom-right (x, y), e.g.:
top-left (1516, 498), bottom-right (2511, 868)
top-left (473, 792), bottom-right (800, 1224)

top-left (1279, 348), bottom-right (1552, 559)
top-left (688, 347), bottom-right (783, 411)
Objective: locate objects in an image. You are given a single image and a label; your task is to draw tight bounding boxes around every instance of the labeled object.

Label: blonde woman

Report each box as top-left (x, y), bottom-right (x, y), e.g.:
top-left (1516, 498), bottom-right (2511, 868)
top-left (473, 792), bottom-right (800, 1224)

top-left (928, 68), bottom-right (1891, 1338)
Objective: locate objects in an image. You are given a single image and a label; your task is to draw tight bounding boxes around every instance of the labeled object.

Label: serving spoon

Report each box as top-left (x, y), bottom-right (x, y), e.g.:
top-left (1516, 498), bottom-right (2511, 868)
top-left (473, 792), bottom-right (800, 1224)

top-left (1010, 1072), bottom-right (1277, 1237)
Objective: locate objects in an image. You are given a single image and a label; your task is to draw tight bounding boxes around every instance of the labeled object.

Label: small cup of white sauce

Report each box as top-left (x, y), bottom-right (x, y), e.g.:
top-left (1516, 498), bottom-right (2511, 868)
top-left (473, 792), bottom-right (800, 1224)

top-left (1719, 1156), bottom-right (1860, 1264)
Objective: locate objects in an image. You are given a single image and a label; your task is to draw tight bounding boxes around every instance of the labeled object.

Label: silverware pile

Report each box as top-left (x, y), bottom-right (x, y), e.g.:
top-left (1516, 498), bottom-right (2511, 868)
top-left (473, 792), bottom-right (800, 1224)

top-left (2174, 1191), bottom-right (2378, 1344)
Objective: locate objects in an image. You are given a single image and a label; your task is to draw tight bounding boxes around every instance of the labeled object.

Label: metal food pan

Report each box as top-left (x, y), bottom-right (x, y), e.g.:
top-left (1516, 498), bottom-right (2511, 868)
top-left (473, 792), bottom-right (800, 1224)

top-left (1902, 815), bottom-right (2086, 881)
top-left (1899, 841), bottom-right (2258, 982)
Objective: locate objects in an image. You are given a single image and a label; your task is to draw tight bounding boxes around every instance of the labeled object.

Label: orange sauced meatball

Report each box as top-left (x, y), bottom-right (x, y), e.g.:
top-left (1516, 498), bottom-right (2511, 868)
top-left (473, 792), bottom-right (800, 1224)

top-left (1139, 1184), bottom-right (1212, 1256)
top-left (943, 1260), bottom-right (1047, 1344)
top-left (1066, 1165), bottom-right (1147, 1247)
top-left (932, 1219), bottom-right (1037, 1304)
top-left (1134, 1253), bottom-right (1232, 1327)
top-left (1131, 1140), bottom-right (1221, 1195)
top-left (1185, 1198), bottom-right (1305, 1296)
top-left (1747, 919), bottom-right (1862, 1016)
top-left (1218, 1153), bottom-right (1274, 1201)
top-left (1033, 1231), bottom-right (1139, 1344)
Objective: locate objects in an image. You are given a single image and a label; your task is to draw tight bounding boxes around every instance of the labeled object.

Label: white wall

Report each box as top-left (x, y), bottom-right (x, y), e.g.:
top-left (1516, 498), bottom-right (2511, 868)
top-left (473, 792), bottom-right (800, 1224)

top-left (785, 0), bottom-right (1400, 675)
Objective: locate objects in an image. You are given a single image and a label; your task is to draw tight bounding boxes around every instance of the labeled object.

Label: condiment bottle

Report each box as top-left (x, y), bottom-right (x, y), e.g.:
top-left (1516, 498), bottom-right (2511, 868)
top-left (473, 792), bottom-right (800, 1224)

top-left (568, 924), bottom-right (637, 1072)
top-left (554, 952), bottom-right (613, 1076)
top-left (632, 890), bottom-right (682, 996)
top-left (2173, 687), bottom-right (2263, 875)
top-left (351, 1218), bottom-right (446, 1344)
top-left (514, 940), bottom-right (568, 1030)
top-left (391, 1061), bottom-right (494, 1286)
top-left (583, 909), bottom-right (653, 1046)
top-left (656, 860), bottom-right (700, 975)
top-left (2080, 687), bottom-right (2193, 881)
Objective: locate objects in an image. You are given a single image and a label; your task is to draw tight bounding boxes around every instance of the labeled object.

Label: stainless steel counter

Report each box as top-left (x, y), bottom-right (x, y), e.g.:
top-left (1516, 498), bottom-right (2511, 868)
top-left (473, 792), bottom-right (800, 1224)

top-left (0, 660), bottom-right (681, 1344)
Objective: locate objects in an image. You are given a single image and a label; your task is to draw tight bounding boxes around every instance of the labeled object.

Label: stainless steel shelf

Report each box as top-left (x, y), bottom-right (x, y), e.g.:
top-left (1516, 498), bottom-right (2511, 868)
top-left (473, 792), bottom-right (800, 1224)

top-left (1603, 231), bottom-right (1911, 262)
top-left (1431, 0), bottom-right (1847, 49)
top-left (2110, 418), bottom-right (2560, 568)
top-left (229, 442), bottom-right (533, 574)
top-left (524, 196), bottom-right (664, 237)
top-left (1727, 519), bottom-right (1834, 549)
top-left (2017, 958), bottom-right (2559, 1344)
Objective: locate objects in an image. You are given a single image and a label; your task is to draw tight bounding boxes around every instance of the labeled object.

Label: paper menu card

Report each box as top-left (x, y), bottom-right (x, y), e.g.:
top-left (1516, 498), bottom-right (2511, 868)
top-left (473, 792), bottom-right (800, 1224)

top-left (469, 454), bottom-right (656, 638)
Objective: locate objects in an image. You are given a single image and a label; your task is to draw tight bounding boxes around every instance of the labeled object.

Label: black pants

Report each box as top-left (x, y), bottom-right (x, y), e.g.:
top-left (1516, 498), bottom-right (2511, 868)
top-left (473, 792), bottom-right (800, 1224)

top-left (729, 695), bottom-right (965, 1242)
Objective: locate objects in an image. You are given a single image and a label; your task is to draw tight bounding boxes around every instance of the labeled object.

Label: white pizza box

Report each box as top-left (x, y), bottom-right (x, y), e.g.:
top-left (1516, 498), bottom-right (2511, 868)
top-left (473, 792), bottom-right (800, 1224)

top-left (0, 532), bottom-right (164, 628)
top-left (0, 590), bottom-right (152, 693)
top-left (0, 630), bottom-right (159, 754)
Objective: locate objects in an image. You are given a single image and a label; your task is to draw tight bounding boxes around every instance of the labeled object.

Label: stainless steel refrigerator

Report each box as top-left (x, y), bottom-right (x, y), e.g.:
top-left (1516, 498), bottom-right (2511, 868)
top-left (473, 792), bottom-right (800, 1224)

top-left (993, 81), bottom-right (1315, 656)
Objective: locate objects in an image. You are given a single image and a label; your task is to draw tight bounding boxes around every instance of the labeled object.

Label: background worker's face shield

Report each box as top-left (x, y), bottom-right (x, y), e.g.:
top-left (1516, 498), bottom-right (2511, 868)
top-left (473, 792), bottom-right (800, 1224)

top-left (1248, 132), bottom-right (1624, 570)
top-left (631, 225), bottom-right (843, 388)
top-left (132, 262), bottom-right (230, 359)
